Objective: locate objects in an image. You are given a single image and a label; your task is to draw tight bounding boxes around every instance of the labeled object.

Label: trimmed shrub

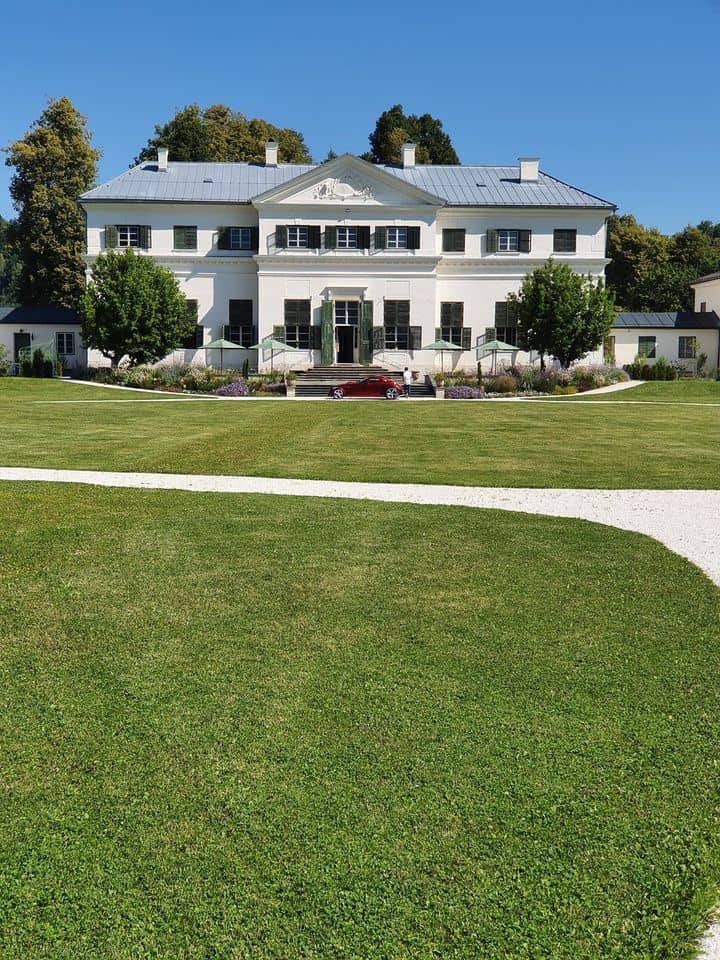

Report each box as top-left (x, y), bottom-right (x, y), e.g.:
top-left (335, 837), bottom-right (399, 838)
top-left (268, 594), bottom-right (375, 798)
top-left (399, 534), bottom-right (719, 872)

top-left (215, 379), bottom-right (249, 397)
top-left (552, 385), bottom-right (578, 395)
top-left (446, 385), bottom-right (485, 399)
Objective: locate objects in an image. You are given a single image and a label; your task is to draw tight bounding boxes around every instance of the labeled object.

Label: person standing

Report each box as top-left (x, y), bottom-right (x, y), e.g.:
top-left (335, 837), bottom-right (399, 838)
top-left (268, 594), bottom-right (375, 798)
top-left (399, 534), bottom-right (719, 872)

top-left (402, 367), bottom-right (413, 398)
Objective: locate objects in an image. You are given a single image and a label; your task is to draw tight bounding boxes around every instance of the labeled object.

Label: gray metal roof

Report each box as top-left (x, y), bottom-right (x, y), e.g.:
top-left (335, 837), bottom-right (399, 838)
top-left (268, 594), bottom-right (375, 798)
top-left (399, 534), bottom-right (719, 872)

top-left (81, 158), bottom-right (615, 209)
top-left (0, 306), bottom-right (81, 325)
top-left (613, 311), bottom-right (720, 329)
top-left (692, 271), bottom-right (720, 285)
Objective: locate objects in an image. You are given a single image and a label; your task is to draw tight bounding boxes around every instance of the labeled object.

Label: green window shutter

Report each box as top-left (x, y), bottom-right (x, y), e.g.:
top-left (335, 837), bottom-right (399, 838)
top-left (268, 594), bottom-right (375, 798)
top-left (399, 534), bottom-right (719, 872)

top-left (454, 229), bottom-right (466, 252)
top-left (310, 325), bottom-right (322, 350)
top-left (398, 301), bottom-right (410, 325)
top-left (321, 301), bottom-right (333, 364)
top-left (105, 225), bottom-right (118, 249)
top-left (461, 327), bottom-right (472, 351)
top-left (486, 229), bottom-right (498, 254)
top-left (307, 226), bottom-right (321, 249)
top-left (250, 227), bottom-right (259, 251)
top-left (138, 225), bottom-right (151, 249)
top-left (325, 226), bottom-right (337, 250)
top-left (519, 229), bottom-right (531, 253)
top-left (223, 324), bottom-right (231, 340)
top-left (217, 227), bottom-right (232, 250)
top-left (384, 301), bottom-right (396, 325)
top-left (440, 303), bottom-right (451, 324)
top-left (276, 225), bottom-right (287, 249)
top-left (409, 326), bottom-right (422, 350)
top-left (229, 300), bottom-right (253, 325)
top-left (435, 327), bottom-right (442, 340)
top-left (174, 226), bottom-right (196, 250)
top-left (360, 301), bottom-right (373, 363)
top-left (372, 326), bottom-right (385, 350)
top-left (272, 325), bottom-right (286, 342)
top-left (453, 302), bottom-right (464, 324)
top-left (442, 229), bottom-right (465, 253)
top-left (495, 302), bottom-right (508, 324)
top-left (374, 227), bottom-right (387, 250)
top-left (406, 226), bottom-right (420, 250)
top-left (356, 226), bottom-right (371, 249)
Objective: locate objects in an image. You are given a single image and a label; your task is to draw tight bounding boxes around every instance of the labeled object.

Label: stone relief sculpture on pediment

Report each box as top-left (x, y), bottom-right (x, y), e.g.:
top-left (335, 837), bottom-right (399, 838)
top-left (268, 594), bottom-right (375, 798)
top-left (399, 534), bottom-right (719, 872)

top-left (312, 176), bottom-right (374, 201)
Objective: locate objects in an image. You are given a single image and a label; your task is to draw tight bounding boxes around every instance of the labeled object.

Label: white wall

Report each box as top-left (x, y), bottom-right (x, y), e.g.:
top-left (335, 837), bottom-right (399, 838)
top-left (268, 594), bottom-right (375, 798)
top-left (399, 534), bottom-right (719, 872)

top-left (0, 324), bottom-right (87, 369)
top-left (693, 277), bottom-right (720, 313)
top-left (610, 326), bottom-right (719, 370)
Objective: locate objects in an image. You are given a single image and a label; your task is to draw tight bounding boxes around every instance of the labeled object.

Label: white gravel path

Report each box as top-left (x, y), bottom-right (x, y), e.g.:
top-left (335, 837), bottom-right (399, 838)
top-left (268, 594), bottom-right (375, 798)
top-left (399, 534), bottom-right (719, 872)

top-left (1, 466), bottom-right (719, 586)
top-left (2, 464), bottom-right (719, 955)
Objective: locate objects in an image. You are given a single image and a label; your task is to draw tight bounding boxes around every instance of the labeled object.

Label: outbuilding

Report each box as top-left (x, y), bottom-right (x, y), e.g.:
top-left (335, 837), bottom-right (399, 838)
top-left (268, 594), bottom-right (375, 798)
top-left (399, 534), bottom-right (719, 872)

top-left (0, 306), bottom-right (85, 371)
top-left (609, 311), bottom-right (720, 372)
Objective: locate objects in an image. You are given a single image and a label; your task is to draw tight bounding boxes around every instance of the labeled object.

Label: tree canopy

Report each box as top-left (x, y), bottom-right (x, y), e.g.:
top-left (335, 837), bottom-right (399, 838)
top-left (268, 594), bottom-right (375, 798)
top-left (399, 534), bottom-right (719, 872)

top-left (508, 260), bottom-right (616, 368)
top-left (364, 104), bottom-right (459, 165)
top-left (606, 214), bottom-right (720, 311)
top-left (4, 97), bottom-right (99, 309)
top-left (0, 216), bottom-right (21, 306)
top-left (133, 104), bottom-right (311, 166)
top-left (80, 249), bottom-right (194, 367)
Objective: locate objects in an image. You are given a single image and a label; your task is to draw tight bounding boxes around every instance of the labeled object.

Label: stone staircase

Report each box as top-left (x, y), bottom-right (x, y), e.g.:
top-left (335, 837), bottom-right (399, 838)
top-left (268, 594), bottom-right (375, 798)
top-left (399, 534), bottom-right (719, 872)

top-left (293, 364), bottom-right (434, 398)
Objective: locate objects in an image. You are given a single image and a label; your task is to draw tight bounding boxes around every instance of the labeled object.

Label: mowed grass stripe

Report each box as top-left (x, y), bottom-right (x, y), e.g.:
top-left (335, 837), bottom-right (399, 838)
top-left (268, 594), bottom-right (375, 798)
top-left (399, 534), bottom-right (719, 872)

top-left (1, 380), bottom-right (718, 488)
top-left (1, 484), bottom-right (719, 958)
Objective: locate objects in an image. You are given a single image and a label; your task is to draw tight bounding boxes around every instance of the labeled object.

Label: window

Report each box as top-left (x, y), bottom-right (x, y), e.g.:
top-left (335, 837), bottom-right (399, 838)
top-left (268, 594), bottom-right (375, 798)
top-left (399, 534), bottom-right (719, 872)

top-left (498, 229), bottom-right (519, 252)
top-left (118, 225), bottom-right (140, 247)
top-left (679, 336), bottom-right (697, 359)
top-left (440, 302), bottom-right (464, 346)
top-left (56, 332), bottom-right (75, 356)
top-left (700, 301), bottom-right (707, 313)
top-left (173, 226), bottom-right (197, 250)
top-left (487, 229), bottom-right (530, 254)
top-left (230, 227), bottom-right (253, 250)
top-left (226, 300), bottom-right (254, 348)
top-left (337, 227), bottom-right (357, 249)
top-left (387, 227), bottom-right (408, 249)
top-left (335, 301), bottom-right (359, 325)
top-left (442, 229), bottom-right (466, 253)
top-left (638, 336), bottom-right (656, 359)
top-left (494, 302), bottom-right (519, 346)
top-left (288, 226), bottom-right (309, 248)
top-left (553, 229), bottom-right (577, 254)
top-left (182, 300), bottom-right (202, 348)
top-left (384, 300), bottom-right (410, 349)
top-left (284, 299), bottom-right (311, 348)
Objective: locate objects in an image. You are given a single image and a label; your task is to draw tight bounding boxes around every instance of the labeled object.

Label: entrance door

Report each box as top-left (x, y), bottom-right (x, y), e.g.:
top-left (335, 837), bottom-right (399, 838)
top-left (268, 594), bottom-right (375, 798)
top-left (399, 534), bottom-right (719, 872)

top-left (334, 301), bottom-right (359, 363)
top-left (336, 326), bottom-right (355, 363)
top-left (14, 332), bottom-right (31, 362)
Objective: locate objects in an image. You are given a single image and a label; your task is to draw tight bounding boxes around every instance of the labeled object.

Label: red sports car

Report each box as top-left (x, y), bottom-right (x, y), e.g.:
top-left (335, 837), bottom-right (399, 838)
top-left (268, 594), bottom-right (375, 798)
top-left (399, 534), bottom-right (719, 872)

top-left (328, 375), bottom-right (404, 400)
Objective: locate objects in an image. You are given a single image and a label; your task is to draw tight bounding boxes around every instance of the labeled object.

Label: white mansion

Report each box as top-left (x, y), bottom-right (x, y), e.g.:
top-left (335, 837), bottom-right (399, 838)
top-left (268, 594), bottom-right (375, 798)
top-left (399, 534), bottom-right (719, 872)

top-left (79, 142), bottom-right (616, 372)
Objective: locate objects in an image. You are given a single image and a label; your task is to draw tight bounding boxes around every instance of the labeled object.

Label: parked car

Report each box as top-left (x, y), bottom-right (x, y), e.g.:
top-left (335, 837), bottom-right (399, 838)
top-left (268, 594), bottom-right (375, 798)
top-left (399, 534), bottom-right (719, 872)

top-left (328, 375), bottom-right (404, 400)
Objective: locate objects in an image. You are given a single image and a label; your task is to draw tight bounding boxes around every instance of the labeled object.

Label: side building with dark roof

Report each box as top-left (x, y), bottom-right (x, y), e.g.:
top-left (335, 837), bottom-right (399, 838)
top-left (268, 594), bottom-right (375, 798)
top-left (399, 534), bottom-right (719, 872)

top-left (0, 307), bottom-right (85, 371)
top-left (80, 143), bottom-right (616, 373)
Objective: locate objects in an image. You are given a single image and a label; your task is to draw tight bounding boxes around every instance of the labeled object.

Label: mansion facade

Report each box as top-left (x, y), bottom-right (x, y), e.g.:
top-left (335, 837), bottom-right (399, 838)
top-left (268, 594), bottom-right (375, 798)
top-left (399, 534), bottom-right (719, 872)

top-left (80, 143), bottom-right (616, 372)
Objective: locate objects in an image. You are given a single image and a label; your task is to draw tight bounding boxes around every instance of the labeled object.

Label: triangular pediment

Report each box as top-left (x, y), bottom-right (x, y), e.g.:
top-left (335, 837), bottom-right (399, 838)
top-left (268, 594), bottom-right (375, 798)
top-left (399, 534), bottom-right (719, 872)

top-left (253, 154), bottom-right (445, 208)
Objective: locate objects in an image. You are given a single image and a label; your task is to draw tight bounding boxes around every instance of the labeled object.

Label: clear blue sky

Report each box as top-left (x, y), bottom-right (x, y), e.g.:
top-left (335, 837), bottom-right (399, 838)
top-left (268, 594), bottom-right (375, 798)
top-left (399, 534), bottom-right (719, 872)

top-left (2, 0), bottom-right (718, 234)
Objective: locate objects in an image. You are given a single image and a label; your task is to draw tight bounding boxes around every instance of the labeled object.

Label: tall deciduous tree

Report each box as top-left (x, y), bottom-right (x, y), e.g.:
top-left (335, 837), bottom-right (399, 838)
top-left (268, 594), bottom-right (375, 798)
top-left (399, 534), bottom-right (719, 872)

top-left (364, 104), bottom-right (460, 165)
top-left (0, 216), bottom-right (21, 306)
top-left (80, 249), bottom-right (194, 368)
top-left (508, 260), bottom-right (615, 368)
top-left (133, 104), bottom-right (311, 165)
top-left (4, 97), bottom-right (99, 309)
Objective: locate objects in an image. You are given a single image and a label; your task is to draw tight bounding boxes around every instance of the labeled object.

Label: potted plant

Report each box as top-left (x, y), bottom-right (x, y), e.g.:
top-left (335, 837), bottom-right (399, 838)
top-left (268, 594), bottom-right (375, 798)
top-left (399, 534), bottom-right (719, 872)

top-left (284, 370), bottom-right (297, 398)
top-left (433, 373), bottom-right (445, 399)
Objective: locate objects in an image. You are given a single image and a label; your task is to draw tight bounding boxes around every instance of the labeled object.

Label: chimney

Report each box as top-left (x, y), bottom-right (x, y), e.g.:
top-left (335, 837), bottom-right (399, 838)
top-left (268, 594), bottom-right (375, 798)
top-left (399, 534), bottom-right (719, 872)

top-left (157, 147), bottom-right (169, 172)
top-left (265, 140), bottom-right (278, 167)
top-left (401, 142), bottom-right (416, 169)
top-left (519, 157), bottom-right (539, 182)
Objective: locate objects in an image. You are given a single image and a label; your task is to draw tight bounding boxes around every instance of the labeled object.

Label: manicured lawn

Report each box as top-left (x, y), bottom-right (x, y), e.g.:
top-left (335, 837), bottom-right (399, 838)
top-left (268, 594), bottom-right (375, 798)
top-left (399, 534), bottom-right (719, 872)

top-left (1, 379), bottom-right (719, 487)
top-left (1, 483), bottom-right (719, 958)
top-left (571, 379), bottom-right (720, 403)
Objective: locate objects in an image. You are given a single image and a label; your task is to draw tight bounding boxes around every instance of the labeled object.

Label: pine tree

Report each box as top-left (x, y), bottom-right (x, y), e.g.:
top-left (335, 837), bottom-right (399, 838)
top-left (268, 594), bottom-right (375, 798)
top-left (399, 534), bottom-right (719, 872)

top-left (4, 97), bottom-right (99, 309)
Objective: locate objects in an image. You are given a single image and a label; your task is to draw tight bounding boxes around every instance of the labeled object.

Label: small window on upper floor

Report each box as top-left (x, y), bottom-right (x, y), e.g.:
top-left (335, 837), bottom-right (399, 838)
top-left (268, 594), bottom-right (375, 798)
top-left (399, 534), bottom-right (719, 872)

top-left (498, 229), bottom-right (519, 252)
top-left (118, 225), bottom-right (139, 247)
top-left (387, 226), bottom-right (408, 250)
top-left (231, 227), bottom-right (253, 250)
top-left (553, 229), bottom-right (577, 254)
top-left (337, 227), bottom-right (357, 249)
top-left (700, 301), bottom-right (707, 313)
top-left (174, 225), bottom-right (197, 251)
top-left (442, 229), bottom-right (466, 253)
top-left (288, 226), bottom-right (309, 248)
